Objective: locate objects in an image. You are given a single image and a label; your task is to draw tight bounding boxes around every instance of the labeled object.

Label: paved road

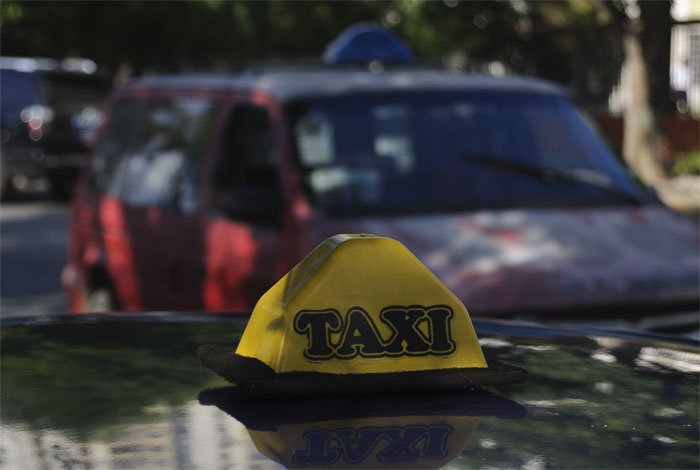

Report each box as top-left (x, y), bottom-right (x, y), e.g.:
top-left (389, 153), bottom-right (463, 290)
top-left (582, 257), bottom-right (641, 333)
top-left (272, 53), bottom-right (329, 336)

top-left (1, 195), bottom-right (69, 318)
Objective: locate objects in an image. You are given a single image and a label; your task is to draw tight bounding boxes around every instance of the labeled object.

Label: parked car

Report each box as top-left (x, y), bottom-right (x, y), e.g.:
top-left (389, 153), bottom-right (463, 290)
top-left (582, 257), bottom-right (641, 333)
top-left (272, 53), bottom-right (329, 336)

top-left (0, 57), bottom-right (110, 198)
top-left (1, 312), bottom-right (698, 468)
top-left (62, 29), bottom-right (698, 327)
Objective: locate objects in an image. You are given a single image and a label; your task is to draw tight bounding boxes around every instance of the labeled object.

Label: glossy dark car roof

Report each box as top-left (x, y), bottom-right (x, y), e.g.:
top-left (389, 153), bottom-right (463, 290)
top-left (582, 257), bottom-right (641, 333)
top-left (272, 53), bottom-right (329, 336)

top-left (1, 313), bottom-right (698, 468)
top-left (2, 311), bottom-right (696, 347)
top-left (126, 68), bottom-right (567, 101)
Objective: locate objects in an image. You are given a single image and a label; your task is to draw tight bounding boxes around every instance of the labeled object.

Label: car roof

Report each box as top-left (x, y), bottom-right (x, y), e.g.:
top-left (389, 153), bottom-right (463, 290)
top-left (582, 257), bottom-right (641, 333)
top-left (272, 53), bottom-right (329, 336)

top-left (126, 67), bottom-right (567, 102)
top-left (0, 56), bottom-right (98, 75)
top-left (2, 313), bottom-right (698, 469)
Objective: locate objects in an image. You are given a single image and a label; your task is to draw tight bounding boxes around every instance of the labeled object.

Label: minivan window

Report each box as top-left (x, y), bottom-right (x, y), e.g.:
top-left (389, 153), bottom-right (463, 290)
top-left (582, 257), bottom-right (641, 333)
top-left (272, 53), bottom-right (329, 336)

top-left (123, 98), bottom-right (220, 213)
top-left (210, 104), bottom-right (282, 225)
top-left (89, 99), bottom-right (148, 195)
top-left (288, 92), bottom-right (650, 215)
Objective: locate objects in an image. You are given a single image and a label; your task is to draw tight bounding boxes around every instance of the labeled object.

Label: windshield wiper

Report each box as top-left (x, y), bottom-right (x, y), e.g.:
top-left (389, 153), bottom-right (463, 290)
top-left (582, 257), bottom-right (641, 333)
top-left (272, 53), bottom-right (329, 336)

top-left (460, 154), bottom-right (643, 205)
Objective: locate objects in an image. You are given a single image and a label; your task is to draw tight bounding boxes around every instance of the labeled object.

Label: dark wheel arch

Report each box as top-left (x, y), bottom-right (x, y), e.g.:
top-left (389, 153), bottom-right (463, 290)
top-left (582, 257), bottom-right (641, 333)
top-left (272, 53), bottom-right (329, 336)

top-left (85, 264), bottom-right (122, 312)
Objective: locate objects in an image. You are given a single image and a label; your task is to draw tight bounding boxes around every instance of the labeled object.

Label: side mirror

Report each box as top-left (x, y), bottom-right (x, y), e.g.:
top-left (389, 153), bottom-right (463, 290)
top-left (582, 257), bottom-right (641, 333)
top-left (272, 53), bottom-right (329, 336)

top-left (220, 186), bottom-right (283, 228)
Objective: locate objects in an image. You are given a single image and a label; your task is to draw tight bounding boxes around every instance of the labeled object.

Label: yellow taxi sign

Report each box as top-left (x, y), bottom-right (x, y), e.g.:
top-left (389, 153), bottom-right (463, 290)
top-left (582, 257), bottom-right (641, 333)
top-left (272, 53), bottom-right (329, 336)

top-left (199, 234), bottom-right (526, 393)
top-left (238, 234), bottom-right (485, 373)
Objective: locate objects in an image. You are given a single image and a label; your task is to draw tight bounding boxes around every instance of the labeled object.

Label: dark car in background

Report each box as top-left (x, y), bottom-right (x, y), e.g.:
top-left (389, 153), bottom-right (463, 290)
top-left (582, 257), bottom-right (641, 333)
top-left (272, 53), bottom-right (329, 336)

top-left (0, 57), bottom-right (110, 198)
top-left (1, 312), bottom-right (698, 468)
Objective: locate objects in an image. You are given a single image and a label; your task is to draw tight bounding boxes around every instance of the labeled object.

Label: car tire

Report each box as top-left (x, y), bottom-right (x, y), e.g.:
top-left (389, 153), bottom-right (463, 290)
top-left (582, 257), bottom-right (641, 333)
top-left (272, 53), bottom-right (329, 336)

top-left (0, 152), bottom-right (14, 201)
top-left (85, 286), bottom-right (120, 313)
top-left (49, 176), bottom-right (73, 201)
top-left (0, 176), bottom-right (14, 201)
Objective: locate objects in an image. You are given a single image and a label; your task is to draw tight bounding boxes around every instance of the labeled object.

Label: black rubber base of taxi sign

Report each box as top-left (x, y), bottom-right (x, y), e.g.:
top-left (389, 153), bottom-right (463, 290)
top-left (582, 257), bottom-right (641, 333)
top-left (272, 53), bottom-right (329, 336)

top-left (198, 386), bottom-right (527, 431)
top-left (198, 345), bottom-right (527, 395)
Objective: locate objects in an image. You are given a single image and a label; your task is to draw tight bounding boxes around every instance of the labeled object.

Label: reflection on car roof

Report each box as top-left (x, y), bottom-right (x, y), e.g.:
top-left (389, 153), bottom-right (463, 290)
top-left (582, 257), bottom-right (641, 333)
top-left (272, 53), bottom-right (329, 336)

top-left (128, 68), bottom-right (567, 101)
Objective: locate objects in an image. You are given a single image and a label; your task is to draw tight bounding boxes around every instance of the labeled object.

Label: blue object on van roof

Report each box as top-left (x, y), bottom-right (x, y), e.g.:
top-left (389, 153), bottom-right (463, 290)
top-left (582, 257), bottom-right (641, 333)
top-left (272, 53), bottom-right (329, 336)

top-left (323, 23), bottom-right (415, 65)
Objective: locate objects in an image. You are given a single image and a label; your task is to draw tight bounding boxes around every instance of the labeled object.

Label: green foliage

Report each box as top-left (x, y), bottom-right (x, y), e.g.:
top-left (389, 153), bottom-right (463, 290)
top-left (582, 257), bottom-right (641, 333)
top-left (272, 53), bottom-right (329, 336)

top-left (0, 1), bottom-right (522, 74)
top-left (0, 0), bottom-right (641, 116)
top-left (672, 151), bottom-right (700, 176)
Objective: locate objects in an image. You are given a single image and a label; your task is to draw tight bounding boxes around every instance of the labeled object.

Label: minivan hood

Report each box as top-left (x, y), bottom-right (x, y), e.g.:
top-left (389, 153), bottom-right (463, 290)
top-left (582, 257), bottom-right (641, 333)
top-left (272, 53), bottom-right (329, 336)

top-left (302, 206), bottom-right (699, 314)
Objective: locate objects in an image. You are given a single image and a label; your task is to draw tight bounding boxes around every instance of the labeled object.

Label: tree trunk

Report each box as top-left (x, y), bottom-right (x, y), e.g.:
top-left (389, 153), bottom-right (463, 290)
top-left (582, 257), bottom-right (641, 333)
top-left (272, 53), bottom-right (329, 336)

top-left (621, 23), bottom-right (666, 184)
top-left (621, 1), bottom-right (673, 185)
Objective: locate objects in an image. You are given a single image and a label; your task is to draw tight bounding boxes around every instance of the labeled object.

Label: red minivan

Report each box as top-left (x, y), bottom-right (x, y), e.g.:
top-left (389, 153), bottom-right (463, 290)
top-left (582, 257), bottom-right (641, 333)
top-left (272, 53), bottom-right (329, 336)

top-left (63, 66), bottom-right (699, 326)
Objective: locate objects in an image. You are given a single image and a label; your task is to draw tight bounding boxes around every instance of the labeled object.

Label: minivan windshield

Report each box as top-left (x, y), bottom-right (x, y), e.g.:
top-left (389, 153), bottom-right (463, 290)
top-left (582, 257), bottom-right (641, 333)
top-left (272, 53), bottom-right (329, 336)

top-left (288, 92), bottom-right (651, 215)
